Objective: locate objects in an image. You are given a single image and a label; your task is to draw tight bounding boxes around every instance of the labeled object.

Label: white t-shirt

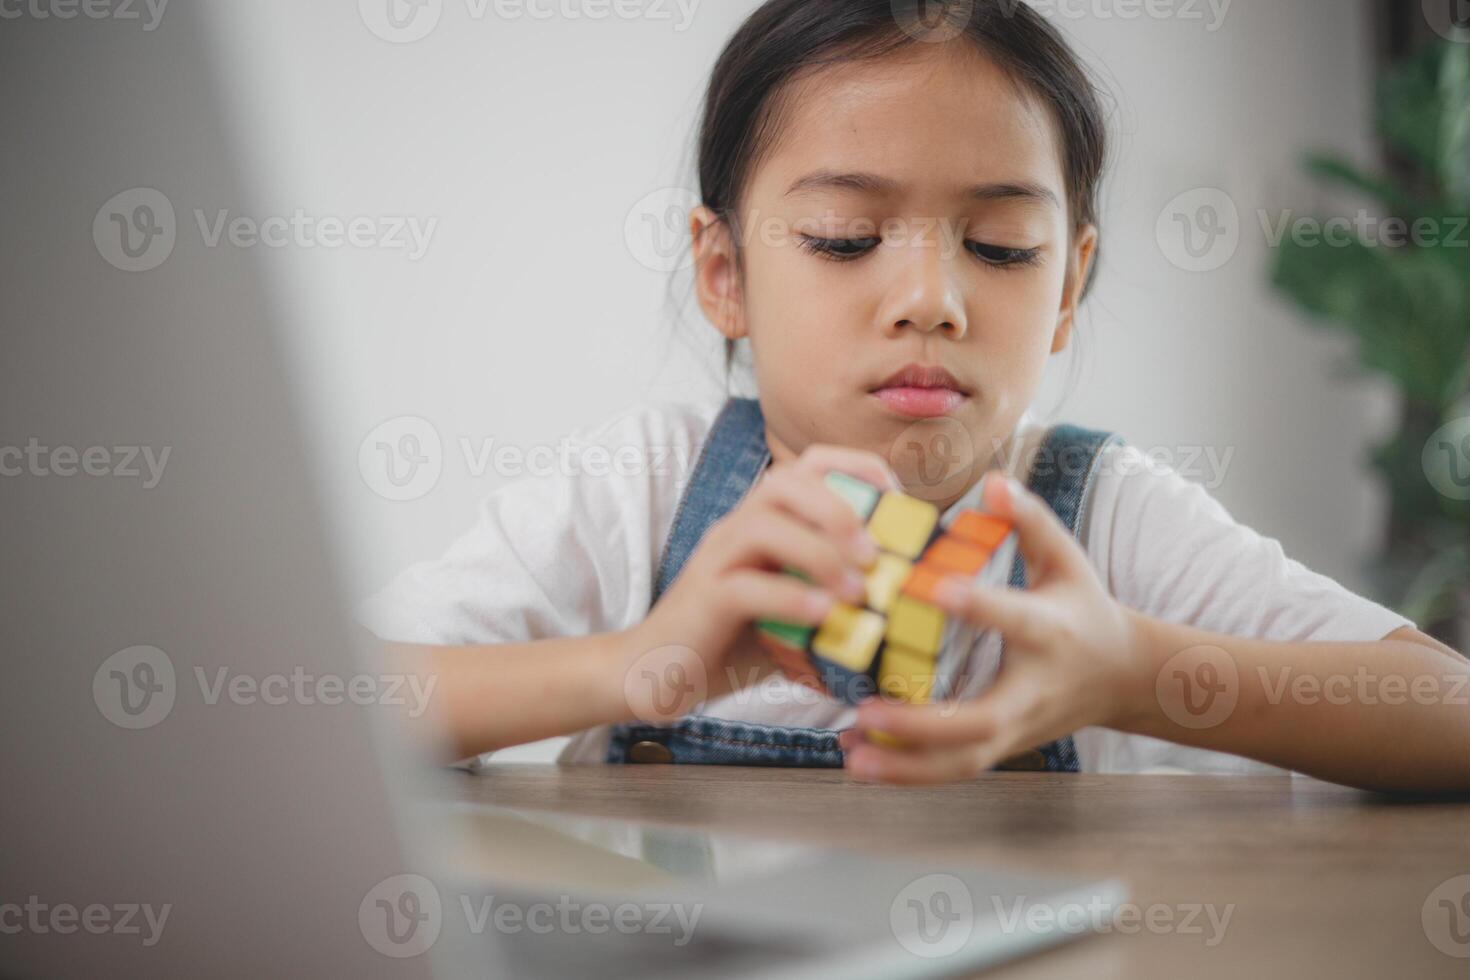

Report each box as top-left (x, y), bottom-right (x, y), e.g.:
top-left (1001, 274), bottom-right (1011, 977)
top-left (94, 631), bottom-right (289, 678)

top-left (356, 400), bottom-right (1413, 775)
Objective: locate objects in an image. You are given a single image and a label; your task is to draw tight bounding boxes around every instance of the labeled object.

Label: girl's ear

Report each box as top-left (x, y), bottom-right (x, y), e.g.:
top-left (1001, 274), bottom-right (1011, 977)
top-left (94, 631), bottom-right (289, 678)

top-left (690, 205), bottom-right (748, 341)
top-left (1051, 223), bottom-right (1098, 354)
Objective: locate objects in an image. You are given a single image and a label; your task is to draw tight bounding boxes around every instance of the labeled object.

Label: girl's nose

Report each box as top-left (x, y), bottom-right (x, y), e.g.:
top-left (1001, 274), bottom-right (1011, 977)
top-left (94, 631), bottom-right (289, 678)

top-left (879, 240), bottom-right (968, 340)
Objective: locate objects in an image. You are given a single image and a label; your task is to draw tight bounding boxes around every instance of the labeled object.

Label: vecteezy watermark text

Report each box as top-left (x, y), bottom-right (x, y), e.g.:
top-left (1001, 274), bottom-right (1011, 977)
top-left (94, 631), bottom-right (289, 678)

top-left (888, 874), bottom-right (1233, 959)
top-left (1259, 210), bottom-right (1470, 251)
top-left (885, 416), bottom-right (1237, 506)
top-left (891, 0), bottom-right (1232, 44)
top-left (358, 415), bottom-right (697, 502)
top-left (1156, 646), bottom-right (1470, 731)
top-left (0, 0), bottom-right (168, 30)
top-left (1260, 666), bottom-right (1470, 708)
top-left (1001, 0), bottom-right (1232, 31)
top-left (358, 0), bottom-right (702, 44)
top-left (0, 440), bottom-right (169, 488)
top-left (195, 666), bottom-right (437, 718)
top-left (358, 874), bottom-right (703, 958)
top-left (193, 209), bottom-right (437, 261)
top-left (991, 894), bottom-right (1234, 947)
top-left (93, 188), bottom-right (438, 273)
top-left (0, 897), bottom-right (171, 947)
top-left (92, 646), bottom-right (437, 730)
top-left (1156, 186), bottom-right (1470, 273)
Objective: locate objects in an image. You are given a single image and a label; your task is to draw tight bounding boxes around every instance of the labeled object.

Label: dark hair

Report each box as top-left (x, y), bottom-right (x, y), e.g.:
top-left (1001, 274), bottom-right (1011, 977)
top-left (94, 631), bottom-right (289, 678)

top-left (692, 0), bottom-right (1110, 370)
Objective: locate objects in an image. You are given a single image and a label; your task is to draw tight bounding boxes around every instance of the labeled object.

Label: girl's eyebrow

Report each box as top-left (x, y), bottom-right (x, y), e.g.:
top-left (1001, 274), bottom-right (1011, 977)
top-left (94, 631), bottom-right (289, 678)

top-left (783, 169), bottom-right (1059, 208)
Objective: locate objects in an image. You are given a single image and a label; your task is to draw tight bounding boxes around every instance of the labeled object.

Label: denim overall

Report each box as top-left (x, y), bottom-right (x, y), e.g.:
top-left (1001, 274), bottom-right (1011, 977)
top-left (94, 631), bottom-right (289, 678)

top-left (606, 398), bottom-right (1121, 773)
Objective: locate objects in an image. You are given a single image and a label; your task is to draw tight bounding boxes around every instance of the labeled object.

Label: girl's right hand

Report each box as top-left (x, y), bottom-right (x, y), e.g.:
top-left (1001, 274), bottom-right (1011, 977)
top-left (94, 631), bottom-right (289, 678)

top-left (617, 444), bottom-right (900, 722)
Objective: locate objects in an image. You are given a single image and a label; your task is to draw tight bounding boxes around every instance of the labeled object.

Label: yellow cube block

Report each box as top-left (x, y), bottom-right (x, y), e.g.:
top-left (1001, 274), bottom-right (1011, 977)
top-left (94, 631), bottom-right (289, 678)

top-left (878, 643), bottom-right (938, 702)
top-left (867, 492), bottom-right (939, 559)
top-left (812, 604), bottom-right (885, 673)
top-left (886, 595), bottom-right (946, 654)
top-left (864, 553), bottom-right (911, 613)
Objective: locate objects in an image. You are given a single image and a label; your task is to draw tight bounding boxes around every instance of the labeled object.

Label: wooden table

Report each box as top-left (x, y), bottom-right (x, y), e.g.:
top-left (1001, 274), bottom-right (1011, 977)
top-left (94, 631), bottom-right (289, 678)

top-left (433, 764), bottom-right (1470, 978)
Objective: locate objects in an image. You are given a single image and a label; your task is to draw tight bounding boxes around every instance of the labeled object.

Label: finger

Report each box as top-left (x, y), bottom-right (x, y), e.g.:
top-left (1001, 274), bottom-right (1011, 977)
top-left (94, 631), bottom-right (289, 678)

top-left (721, 513), bottom-right (866, 604)
top-left (753, 466), bottom-right (875, 566)
top-left (855, 658), bottom-right (1054, 747)
top-left (844, 740), bottom-right (1004, 785)
top-left (980, 472), bottom-right (1088, 580)
top-left (929, 578), bottom-right (1049, 647)
top-left (858, 677), bottom-right (1079, 771)
top-left (853, 692), bottom-right (1010, 750)
top-left (845, 683), bottom-right (1039, 783)
top-left (793, 444), bottom-right (902, 492)
top-left (721, 569), bottom-right (834, 626)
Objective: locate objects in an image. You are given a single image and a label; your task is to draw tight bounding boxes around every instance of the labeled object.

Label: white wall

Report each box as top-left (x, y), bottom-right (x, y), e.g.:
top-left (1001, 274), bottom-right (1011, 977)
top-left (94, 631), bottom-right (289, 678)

top-left (202, 0), bottom-right (1390, 624)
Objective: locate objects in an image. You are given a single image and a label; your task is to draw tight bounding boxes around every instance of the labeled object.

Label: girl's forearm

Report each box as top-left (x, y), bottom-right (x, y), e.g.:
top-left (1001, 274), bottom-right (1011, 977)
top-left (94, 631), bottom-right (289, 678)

top-left (376, 630), bottom-right (641, 762)
top-left (1120, 613), bottom-right (1470, 793)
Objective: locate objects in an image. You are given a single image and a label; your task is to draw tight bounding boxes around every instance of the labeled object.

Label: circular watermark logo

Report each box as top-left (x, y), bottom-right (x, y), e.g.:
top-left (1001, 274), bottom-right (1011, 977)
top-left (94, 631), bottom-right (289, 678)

top-left (623, 644), bottom-right (707, 724)
top-left (360, 873), bottom-right (443, 958)
top-left (359, 0), bottom-right (443, 43)
top-left (624, 187), bottom-right (700, 273)
top-left (890, 0), bottom-right (975, 43)
top-left (1423, 415), bottom-right (1470, 501)
top-left (887, 417), bottom-right (976, 503)
top-left (890, 873), bottom-right (974, 959)
top-left (1423, 874), bottom-right (1470, 958)
top-left (1156, 188), bottom-right (1240, 273)
top-left (1424, 0), bottom-right (1470, 42)
top-left (93, 188), bottom-right (176, 273)
top-left (93, 645), bottom-right (177, 730)
top-left (359, 416), bottom-right (443, 502)
top-left (1155, 644), bottom-right (1238, 730)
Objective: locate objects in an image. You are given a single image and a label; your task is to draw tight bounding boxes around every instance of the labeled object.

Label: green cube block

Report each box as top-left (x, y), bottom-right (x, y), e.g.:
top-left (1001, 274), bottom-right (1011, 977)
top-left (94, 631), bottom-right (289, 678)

top-left (757, 619), bottom-right (814, 650)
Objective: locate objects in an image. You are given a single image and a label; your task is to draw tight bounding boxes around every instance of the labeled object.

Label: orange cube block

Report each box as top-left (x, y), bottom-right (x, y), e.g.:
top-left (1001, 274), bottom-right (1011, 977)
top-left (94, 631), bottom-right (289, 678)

top-left (902, 565), bottom-right (952, 605)
top-left (922, 537), bottom-right (990, 576)
top-left (950, 511), bottom-right (1011, 551)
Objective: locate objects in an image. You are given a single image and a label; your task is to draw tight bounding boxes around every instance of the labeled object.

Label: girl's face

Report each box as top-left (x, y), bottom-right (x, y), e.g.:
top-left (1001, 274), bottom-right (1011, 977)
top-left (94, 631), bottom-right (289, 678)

top-left (692, 41), bottom-right (1096, 510)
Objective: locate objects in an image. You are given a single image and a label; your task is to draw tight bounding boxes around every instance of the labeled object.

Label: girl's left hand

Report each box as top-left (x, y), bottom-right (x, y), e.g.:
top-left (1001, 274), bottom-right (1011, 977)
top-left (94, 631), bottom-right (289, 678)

top-left (840, 472), bottom-right (1150, 784)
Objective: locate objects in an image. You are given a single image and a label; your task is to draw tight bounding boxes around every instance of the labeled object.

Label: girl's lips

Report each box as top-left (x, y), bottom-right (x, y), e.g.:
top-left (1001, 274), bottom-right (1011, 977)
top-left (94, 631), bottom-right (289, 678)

top-left (871, 386), bottom-right (967, 418)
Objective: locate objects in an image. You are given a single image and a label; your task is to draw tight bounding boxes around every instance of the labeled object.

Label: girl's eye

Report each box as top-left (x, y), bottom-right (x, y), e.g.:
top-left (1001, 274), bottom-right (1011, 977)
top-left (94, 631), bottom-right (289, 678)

top-left (797, 234), bottom-right (1042, 269)
top-left (965, 241), bottom-right (1043, 268)
top-left (797, 235), bottom-right (881, 261)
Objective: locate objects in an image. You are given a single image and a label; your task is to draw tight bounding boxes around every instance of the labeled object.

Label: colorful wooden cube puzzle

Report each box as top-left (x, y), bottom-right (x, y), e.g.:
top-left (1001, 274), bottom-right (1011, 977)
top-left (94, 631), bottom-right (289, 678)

top-left (756, 472), bottom-right (1018, 706)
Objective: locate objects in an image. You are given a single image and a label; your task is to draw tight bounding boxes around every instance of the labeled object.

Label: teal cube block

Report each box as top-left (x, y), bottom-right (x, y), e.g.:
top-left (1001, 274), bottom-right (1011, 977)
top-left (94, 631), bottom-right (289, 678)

top-left (824, 471), bottom-right (880, 520)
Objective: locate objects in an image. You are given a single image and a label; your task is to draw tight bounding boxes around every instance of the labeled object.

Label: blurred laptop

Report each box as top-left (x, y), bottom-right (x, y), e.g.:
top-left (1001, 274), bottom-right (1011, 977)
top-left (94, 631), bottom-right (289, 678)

top-left (0, 4), bottom-right (1124, 977)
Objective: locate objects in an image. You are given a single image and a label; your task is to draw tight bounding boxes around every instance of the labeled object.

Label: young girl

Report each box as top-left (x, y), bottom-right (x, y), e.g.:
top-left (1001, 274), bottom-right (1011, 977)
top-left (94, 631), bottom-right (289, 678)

top-left (360, 0), bottom-right (1470, 791)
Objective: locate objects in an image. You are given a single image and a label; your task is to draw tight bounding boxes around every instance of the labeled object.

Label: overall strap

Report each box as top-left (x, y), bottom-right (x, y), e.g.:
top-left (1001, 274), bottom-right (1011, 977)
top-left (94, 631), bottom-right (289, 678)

top-left (652, 397), bottom-right (771, 604)
top-left (1007, 423), bottom-right (1123, 772)
top-left (609, 397), bottom-right (842, 766)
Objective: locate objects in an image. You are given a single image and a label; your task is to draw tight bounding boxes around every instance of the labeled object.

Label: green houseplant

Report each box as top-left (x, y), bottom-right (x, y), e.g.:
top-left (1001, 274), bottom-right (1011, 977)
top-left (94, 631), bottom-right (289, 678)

top-left (1270, 37), bottom-right (1470, 647)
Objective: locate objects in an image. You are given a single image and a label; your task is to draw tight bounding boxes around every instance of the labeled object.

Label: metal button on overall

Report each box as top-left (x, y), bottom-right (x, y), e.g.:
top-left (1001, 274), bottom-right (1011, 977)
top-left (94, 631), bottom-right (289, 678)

top-left (996, 750), bottom-right (1048, 771)
top-left (628, 741), bottom-right (674, 764)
